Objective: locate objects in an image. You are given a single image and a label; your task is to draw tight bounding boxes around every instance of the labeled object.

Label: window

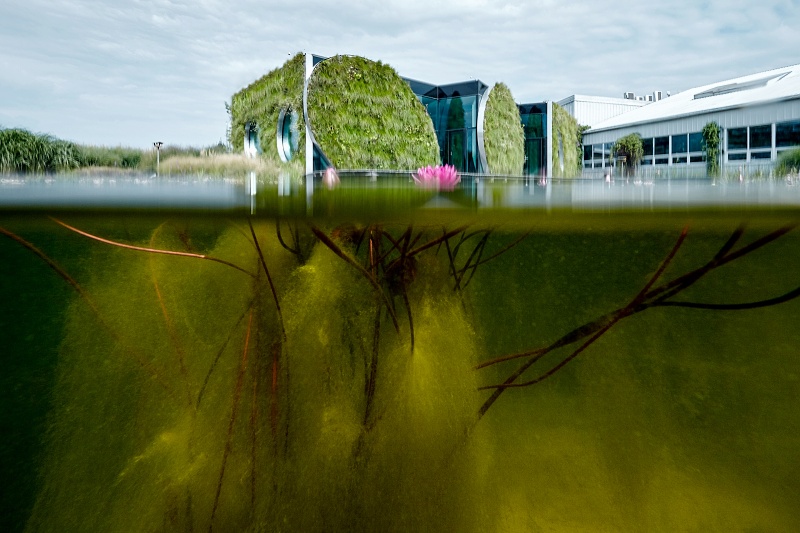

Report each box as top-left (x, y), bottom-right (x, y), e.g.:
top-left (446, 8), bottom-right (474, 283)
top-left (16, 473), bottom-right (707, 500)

top-left (642, 137), bottom-right (653, 157)
top-left (728, 153), bottom-right (747, 161)
top-left (689, 132), bottom-right (704, 152)
top-left (277, 109), bottom-right (299, 162)
top-left (690, 155), bottom-right (706, 163)
top-left (672, 156), bottom-right (687, 164)
top-left (654, 136), bottom-right (669, 155)
top-left (777, 120), bottom-right (800, 148)
top-left (244, 122), bottom-right (262, 158)
top-left (655, 158), bottom-right (668, 165)
top-left (583, 145), bottom-right (592, 161)
top-left (750, 125), bottom-right (772, 149)
top-left (671, 134), bottom-right (688, 154)
top-left (728, 128), bottom-right (747, 150)
top-left (751, 151), bottom-right (772, 160)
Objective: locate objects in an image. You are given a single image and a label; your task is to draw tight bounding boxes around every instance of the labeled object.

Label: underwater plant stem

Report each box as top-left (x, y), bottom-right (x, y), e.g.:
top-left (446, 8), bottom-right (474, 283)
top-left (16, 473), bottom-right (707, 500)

top-left (149, 223), bottom-right (193, 407)
top-left (275, 219), bottom-right (301, 256)
top-left (248, 220), bottom-right (287, 340)
top-left (309, 224), bottom-right (400, 332)
top-left (457, 232), bottom-right (530, 274)
top-left (363, 304), bottom-right (382, 427)
top-left (477, 226), bottom-right (689, 415)
top-left (209, 306), bottom-right (254, 532)
top-left (0, 225), bottom-right (178, 398)
top-left (50, 217), bottom-right (255, 278)
top-left (406, 225), bottom-right (469, 257)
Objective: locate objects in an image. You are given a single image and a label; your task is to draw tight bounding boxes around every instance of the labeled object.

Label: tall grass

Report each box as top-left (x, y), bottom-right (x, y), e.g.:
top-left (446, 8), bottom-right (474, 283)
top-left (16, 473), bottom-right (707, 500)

top-left (776, 147), bottom-right (800, 176)
top-left (0, 128), bottom-right (82, 172)
top-left (159, 153), bottom-right (302, 180)
top-left (1, 126), bottom-right (234, 175)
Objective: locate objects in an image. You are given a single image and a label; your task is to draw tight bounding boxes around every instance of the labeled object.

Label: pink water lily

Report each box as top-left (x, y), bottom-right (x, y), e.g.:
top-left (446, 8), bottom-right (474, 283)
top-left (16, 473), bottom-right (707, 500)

top-left (413, 164), bottom-right (460, 191)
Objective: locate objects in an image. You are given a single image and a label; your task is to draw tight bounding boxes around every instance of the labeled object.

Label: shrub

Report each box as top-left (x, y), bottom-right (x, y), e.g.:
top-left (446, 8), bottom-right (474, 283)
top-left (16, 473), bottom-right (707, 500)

top-left (612, 133), bottom-right (644, 177)
top-left (776, 147), bottom-right (800, 177)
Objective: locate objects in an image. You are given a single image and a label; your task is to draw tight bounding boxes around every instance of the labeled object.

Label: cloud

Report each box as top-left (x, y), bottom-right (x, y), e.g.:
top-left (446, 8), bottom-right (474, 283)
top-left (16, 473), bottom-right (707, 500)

top-left (0, 0), bottom-right (798, 147)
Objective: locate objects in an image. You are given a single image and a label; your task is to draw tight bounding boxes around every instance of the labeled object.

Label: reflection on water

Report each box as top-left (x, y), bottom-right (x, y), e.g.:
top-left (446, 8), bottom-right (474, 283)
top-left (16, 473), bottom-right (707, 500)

top-left (4, 172), bottom-right (800, 215)
top-left (2, 174), bottom-right (800, 532)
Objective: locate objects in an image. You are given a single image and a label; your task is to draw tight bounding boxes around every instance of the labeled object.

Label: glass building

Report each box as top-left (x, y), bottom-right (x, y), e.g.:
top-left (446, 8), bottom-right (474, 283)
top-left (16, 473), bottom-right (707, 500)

top-left (519, 103), bottom-right (548, 176)
top-left (405, 78), bottom-right (488, 173)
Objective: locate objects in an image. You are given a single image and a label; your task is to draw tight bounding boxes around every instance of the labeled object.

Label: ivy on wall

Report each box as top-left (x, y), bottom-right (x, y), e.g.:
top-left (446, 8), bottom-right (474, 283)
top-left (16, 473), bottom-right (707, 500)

top-left (228, 53), bottom-right (306, 166)
top-left (551, 103), bottom-right (582, 178)
top-left (702, 122), bottom-right (720, 177)
top-left (306, 55), bottom-right (439, 170)
top-left (483, 83), bottom-right (524, 175)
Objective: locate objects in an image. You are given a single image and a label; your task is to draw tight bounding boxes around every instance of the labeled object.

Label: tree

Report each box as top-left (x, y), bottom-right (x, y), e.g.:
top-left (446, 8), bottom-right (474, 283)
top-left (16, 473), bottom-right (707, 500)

top-left (612, 133), bottom-right (643, 177)
top-left (702, 122), bottom-right (721, 177)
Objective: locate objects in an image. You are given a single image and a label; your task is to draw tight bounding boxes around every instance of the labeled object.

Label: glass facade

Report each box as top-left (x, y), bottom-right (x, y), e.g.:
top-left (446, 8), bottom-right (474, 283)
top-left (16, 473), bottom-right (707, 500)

top-left (406, 78), bottom-right (487, 173)
top-left (777, 120), bottom-right (800, 148)
top-left (728, 128), bottom-right (747, 150)
top-left (519, 103), bottom-right (547, 176)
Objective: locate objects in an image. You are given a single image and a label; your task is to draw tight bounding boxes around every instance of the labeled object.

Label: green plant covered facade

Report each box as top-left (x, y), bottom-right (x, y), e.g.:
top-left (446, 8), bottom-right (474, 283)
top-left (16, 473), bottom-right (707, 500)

top-left (230, 53), bottom-right (552, 176)
top-left (228, 53), bottom-right (306, 166)
top-left (550, 102), bottom-right (582, 178)
top-left (306, 56), bottom-right (439, 171)
top-left (482, 83), bottom-right (524, 175)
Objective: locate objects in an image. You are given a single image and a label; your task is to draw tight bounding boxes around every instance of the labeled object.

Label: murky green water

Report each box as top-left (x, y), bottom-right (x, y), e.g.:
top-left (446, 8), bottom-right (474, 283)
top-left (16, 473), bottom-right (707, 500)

top-left (2, 178), bottom-right (800, 532)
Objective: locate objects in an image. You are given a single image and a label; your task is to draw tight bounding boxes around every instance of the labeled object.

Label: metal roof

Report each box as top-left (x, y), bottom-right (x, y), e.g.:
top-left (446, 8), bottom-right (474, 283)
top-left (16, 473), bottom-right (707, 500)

top-left (587, 63), bottom-right (800, 133)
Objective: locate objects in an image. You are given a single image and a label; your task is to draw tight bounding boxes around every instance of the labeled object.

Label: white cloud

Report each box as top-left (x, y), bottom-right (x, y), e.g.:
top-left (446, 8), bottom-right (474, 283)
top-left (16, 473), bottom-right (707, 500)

top-left (0, 0), bottom-right (798, 147)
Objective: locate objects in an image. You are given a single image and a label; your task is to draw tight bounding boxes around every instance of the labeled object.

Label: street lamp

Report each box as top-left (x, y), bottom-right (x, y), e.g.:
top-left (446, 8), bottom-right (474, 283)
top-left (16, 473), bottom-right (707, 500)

top-left (154, 141), bottom-right (164, 176)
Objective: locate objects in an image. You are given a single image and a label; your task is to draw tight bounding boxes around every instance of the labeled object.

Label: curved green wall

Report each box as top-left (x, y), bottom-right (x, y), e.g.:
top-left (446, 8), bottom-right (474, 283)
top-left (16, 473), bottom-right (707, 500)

top-left (306, 55), bottom-right (439, 170)
top-left (551, 102), bottom-right (582, 178)
top-left (483, 83), bottom-right (524, 175)
top-left (229, 53), bottom-right (306, 166)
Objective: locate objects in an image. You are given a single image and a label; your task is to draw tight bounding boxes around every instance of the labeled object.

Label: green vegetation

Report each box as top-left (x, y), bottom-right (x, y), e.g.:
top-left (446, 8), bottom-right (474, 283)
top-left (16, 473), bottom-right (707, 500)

top-left (0, 126), bottom-right (243, 176)
top-left (228, 53), bottom-right (306, 166)
top-left (482, 83), bottom-right (524, 175)
top-left (612, 133), bottom-right (644, 177)
top-left (551, 103), bottom-right (582, 178)
top-left (702, 122), bottom-right (721, 177)
top-left (776, 147), bottom-right (800, 177)
top-left (0, 128), bottom-right (81, 172)
top-left (306, 55), bottom-right (439, 170)
top-left (6, 217), bottom-right (800, 531)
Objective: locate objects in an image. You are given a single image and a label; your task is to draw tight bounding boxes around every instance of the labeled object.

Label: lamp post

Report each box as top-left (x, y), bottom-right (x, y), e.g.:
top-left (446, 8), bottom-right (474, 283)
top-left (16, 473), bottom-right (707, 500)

top-left (153, 141), bottom-right (164, 176)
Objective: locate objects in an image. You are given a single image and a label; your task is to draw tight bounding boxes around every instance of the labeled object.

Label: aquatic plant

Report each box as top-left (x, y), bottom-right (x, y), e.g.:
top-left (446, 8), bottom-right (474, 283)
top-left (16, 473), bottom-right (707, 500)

top-left (3, 212), bottom-right (800, 531)
top-left (413, 164), bottom-right (460, 190)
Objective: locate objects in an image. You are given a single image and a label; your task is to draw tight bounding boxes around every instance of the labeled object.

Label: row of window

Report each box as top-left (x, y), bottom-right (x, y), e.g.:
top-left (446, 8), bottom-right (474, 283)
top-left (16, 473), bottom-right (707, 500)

top-left (583, 119), bottom-right (800, 168)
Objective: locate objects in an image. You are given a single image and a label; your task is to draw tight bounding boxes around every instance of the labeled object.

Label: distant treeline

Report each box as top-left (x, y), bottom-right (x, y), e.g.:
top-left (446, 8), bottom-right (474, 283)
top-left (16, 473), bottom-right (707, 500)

top-left (0, 127), bottom-right (228, 173)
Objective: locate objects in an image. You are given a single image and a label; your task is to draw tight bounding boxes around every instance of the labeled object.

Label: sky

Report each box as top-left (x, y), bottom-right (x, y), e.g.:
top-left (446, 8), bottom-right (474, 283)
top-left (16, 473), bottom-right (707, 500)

top-left (1, 0), bottom-right (798, 149)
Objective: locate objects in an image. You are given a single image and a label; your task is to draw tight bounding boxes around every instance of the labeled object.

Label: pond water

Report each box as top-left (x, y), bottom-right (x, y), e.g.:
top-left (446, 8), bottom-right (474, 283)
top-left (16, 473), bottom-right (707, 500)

top-left (2, 174), bottom-right (800, 532)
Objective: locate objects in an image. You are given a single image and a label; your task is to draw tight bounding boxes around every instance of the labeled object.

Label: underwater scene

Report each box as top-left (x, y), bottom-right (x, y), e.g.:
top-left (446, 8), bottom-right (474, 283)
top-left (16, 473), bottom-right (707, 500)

top-left (2, 175), bottom-right (800, 532)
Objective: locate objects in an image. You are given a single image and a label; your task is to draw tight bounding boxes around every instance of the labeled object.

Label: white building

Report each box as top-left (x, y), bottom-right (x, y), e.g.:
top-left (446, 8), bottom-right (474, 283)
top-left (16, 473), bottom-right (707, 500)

top-left (557, 94), bottom-right (649, 128)
top-left (580, 63), bottom-right (800, 178)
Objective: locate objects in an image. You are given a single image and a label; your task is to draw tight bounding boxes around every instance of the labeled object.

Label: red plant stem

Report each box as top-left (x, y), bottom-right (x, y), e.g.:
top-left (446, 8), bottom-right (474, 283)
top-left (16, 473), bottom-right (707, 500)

top-left (149, 224), bottom-right (193, 406)
top-left (309, 225), bottom-right (400, 332)
top-left (1, 225), bottom-right (177, 398)
top-left (50, 217), bottom-right (255, 278)
top-left (209, 307), bottom-right (253, 532)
